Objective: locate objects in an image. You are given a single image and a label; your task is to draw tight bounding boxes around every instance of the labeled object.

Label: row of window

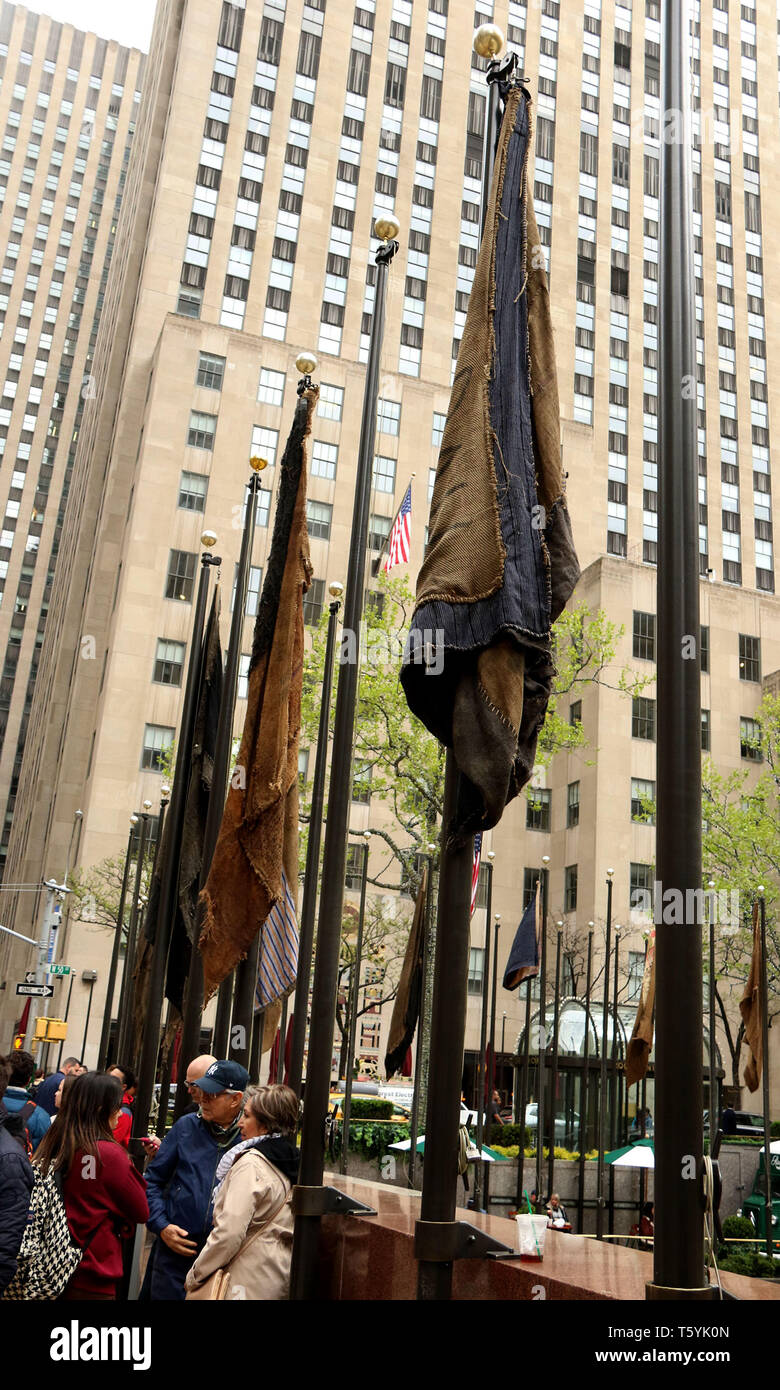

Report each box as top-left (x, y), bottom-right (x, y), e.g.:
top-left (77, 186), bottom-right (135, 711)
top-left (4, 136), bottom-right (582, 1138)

top-left (632, 612), bottom-right (759, 679)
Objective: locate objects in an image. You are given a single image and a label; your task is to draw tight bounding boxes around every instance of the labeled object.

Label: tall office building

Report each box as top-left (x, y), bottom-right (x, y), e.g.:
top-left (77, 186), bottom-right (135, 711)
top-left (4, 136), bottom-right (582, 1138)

top-left (0, 0), bottom-right (777, 1108)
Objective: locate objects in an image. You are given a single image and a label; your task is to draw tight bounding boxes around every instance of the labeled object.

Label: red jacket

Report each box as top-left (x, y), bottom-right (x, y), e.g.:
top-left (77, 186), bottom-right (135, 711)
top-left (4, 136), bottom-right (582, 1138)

top-left (61, 1140), bottom-right (149, 1296)
top-left (113, 1093), bottom-right (134, 1149)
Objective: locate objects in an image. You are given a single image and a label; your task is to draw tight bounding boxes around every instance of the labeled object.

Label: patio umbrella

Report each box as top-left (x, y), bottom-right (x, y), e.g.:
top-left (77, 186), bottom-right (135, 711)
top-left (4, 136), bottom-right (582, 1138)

top-left (387, 1135), bottom-right (506, 1161)
top-left (604, 1138), bottom-right (655, 1168)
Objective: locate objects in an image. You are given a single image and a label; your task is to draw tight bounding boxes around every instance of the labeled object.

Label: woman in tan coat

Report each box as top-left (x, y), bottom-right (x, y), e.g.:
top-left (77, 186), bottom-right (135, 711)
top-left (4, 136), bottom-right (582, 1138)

top-left (184, 1084), bottom-right (299, 1301)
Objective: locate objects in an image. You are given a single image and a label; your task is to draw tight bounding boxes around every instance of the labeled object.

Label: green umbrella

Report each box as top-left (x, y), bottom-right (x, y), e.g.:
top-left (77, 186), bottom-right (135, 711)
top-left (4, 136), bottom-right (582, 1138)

top-left (604, 1138), bottom-right (654, 1168)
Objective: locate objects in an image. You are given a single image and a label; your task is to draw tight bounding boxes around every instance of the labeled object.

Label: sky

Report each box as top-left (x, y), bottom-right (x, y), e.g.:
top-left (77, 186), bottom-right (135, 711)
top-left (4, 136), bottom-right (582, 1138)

top-left (20, 0), bottom-right (157, 51)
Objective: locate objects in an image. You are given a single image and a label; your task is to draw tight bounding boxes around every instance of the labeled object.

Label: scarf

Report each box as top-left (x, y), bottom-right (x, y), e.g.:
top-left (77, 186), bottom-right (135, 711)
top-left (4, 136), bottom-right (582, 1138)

top-left (212, 1133), bottom-right (283, 1200)
top-left (204, 1115), bottom-right (242, 1151)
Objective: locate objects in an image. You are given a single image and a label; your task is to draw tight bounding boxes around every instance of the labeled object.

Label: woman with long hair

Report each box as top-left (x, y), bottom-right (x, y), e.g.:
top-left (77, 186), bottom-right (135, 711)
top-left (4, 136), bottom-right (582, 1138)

top-left (184, 1084), bottom-right (299, 1301)
top-left (34, 1071), bottom-right (148, 1300)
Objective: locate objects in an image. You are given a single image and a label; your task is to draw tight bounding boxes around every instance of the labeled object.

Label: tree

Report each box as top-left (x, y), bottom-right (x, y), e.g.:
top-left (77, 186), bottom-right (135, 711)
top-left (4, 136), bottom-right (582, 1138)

top-left (67, 849), bottom-right (153, 943)
top-left (334, 896), bottom-right (409, 1078)
top-left (300, 575), bottom-right (651, 896)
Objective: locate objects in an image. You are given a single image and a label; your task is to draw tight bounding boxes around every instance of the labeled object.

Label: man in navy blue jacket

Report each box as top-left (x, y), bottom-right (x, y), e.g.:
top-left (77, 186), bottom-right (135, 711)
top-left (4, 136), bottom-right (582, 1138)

top-left (0, 1057), bottom-right (34, 1295)
top-left (141, 1059), bottom-right (248, 1300)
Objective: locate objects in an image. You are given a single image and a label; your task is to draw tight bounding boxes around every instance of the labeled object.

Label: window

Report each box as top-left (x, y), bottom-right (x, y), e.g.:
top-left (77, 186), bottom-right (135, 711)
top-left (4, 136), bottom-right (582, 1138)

top-left (701, 708), bottom-right (710, 751)
top-left (165, 549), bottom-right (196, 601)
top-left (306, 499), bottom-right (332, 541)
top-left (373, 455), bottom-right (396, 493)
top-left (303, 577), bottom-right (325, 626)
top-left (700, 625), bottom-right (709, 674)
top-left (738, 634), bottom-right (760, 682)
top-left (526, 787), bottom-right (551, 832)
top-left (347, 48), bottom-right (370, 96)
top-left (257, 367), bottom-right (285, 406)
top-left (250, 425), bottom-right (278, 469)
top-left (352, 761), bottom-right (372, 804)
top-left (564, 865), bottom-right (578, 912)
top-left (473, 864), bottom-right (489, 912)
top-left (178, 470), bottom-right (208, 512)
top-left (569, 700), bottom-right (582, 727)
top-left (377, 398), bottom-right (401, 434)
top-left (369, 514), bottom-right (391, 551)
top-left (318, 383), bottom-right (343, 420)
top-left (188, 410), bottom-right (217, 450)
top-left (153, 638), bottom-right (185, 686)
top-left (345, 842), bottom-right (367, 890)
top-left (196, 351), bottom-right (225, 390)
top-left (467, 946), bottom-right (485, 995)
top-left (630, 862), bottom-right (653, 907)
top-left (296, 31), bottom-right (321, 79)
top-left (740, 716), bottom-right (762, 761)
top-left (567, 781), bottom-right (580, 828)
top-left (238, 652), bottom-right (250, 701)
top-left (311, 440), bottom-right (337, 479)
top-left (298, 747), bottom-right (309, 791)
top-left (231, 564), bottom-right (262, 616)
top-left (627, 950), bottom-right (645, 1000)
top-left (632, 696), bottom-right (656, 741)
top-left (177, 289), bottom-right (202, 318)
top-left (258, 16), bottom-right (283, 66)
top-left (631, 778), bottom-right (655, 823)
top-left (384, 62), bottom-right (406, 107)
top-left (142, 723), bottom-right (174, 771)
top-left (420, 74), bottom-right (441, 121)
top-left (523, 868), bottom-right (541, 910)
top-left (431, 412), bottom-right (446, 448)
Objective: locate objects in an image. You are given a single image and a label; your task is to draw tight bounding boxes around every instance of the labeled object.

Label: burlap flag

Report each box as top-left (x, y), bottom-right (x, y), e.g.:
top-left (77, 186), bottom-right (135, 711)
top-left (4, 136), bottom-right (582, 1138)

top-left (503, 879), bottom-right (541, 990)
top-left (739, 901), bottom-right (763, 1091)
top-left (385, 863), bottom-right (428, 1078)
top-left (400, 83), bottom-right (579, 845)
top-left (625, 930), bottom-right (656, 1089)
top-left (199, 388), bottom-right (315, 1003)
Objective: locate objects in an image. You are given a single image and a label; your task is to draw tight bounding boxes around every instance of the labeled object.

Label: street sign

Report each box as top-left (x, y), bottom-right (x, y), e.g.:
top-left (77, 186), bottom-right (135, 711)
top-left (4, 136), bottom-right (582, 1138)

top-left (24, 971), bottom-right (36, 985)
top-left (15, 983), bottom-right (54, 998)
top-left (47, 965), bottom-right (71, 976)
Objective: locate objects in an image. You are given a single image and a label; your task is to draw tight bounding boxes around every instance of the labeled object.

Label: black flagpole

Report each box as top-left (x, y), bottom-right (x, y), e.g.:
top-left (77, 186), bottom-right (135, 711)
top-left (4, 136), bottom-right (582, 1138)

top-left (97, 817), bottom-right (138, 1070)
top-left (515, 975), bottom-right (533, 1212)
top-left (473, 853), bottom-right (494, 1211)
top-left (483, 911), bottom-right (500, 1212)
top-left (115, 807), bottom-right (151, 1063)
top-left (758, 894), bottom-right (773, 1261)
top-left (596, 869), bottom-right (614, 1239)
top-left (132, 536), bottom-right (219, 1153)
top-left (339, 831), bottom-right (372, 1175)
top-left (547, 924), bottom-right (563, 1202)
top-left (576, 925), bottom-right (594, 1232)
top-left (650, 0), bottom-right (711, 1301)
top-left (288, 583), bottom-right (343, 1098)
top-left (535, 858), bottom-right (550, 1202)
top-left (289, 221), bottom-right (400, 1301)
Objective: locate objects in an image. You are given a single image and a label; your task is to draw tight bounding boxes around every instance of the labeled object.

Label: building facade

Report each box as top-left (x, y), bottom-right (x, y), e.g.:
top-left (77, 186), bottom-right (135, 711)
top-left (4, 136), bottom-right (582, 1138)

top-left (0, 0), bottom-right (778, 1111)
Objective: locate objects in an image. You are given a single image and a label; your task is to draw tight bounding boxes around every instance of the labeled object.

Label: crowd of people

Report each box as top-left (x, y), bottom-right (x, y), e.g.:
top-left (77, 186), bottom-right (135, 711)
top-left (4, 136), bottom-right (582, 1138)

top-left (0, 1049), bottom-right (300, 1302)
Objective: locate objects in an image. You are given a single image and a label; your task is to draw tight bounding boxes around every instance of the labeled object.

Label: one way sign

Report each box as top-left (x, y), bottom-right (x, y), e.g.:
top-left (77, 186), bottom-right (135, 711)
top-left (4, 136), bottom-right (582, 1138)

top-left (16, 983), bottom-right (54, 998)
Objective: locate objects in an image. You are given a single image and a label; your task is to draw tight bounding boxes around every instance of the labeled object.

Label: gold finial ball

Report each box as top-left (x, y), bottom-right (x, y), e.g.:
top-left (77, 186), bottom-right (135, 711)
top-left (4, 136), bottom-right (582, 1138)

top-left (473, 23), bottom-right (504, 59)
top-left (201, 529), bottom-right (218, 548)
top-left (130, 814), bottom-right (139, 825)
top-left (295, 350), bottom-right (318, 376)
top-left (374, 212), bottom-right (401, 242)
top-left (363, 829), bottom-right (372, 842)
top-left (161, 784), bottom-right (171, 799)
top-left (249, 455), bottom-right (268, 472)
top-left (328, 580), bottom-right (344, 598)
top-left (143, 799), bottom-right (153, 812)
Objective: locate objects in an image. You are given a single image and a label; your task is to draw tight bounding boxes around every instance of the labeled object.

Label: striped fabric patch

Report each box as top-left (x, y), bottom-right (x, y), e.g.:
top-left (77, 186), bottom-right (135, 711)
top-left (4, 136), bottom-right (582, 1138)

top-left (254, 870), bottom-right (299, 1010)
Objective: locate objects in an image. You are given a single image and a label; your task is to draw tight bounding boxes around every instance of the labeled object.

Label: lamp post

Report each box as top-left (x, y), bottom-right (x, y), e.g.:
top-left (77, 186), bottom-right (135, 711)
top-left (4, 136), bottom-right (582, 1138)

top-left (474, 849), bottom-right (494, 1212)
top-left (288, 577), bottom-right (344, 1098)
top-left (757, 891), bottom-right (773, 1262)
top-left (707, 880), bottom-right (716, 1156)
top-left (596, 869), bottom-right (614, 1240)
top-left (339, 830), bottom-right (372, 1176)
top-left (576, 924), bottom-right (594, 1232)
top-left (408, 842), bottom-right (437, 1190)
top-left (547, 922), bottom-right (563, 1202)
top-left (290, 216), bottom-right (400, 1301)
top-left (483, 911), bottom-right (501, 1212)
top-left (97, 815), bottom-right (138, 1070)
top-left (608, 925), bottom-right (621, 1234)
top-left (535, 855), bottom-right (550, 1202)
top-left (115, 800), bottom-right (152, 1062)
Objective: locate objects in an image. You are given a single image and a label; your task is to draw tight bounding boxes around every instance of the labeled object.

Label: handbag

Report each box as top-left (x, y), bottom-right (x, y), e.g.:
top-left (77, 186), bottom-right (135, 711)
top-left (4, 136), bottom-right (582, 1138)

top-left (1, 1166), bottom-right (96, 1302)
top-left (185, 1176), bottom-right (291, 1302)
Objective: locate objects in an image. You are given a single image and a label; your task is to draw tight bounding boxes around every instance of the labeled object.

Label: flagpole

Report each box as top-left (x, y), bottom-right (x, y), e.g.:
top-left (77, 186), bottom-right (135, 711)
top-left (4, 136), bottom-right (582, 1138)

top-left (371, 474), bottom-right (415, 576)
top-left (408, 846), bottom-right (435, 1190)
top-left (132, 534), bottom-right (220, 1155)
top-left (547, 923), bottom-right (563, 1203)
top-left (535, 856), bottom-right (549, 1203)
top-left (515, 976), bottom-right (532, 1213)
top-left (276, 996), bottom-right (288, 1084)
top-left (483, 911), bottom-right (501, 1212)
top-left (576, 925), bottom-right (594, 1232)
top-left (473, 851), bottom-right (494, 1211)
top-left (650, 0), bottom-right (710, 1303)
top-left (126, 787), bottom-right (171, 1069)
top-left (707, 880), bottom-right (716, 1156)
top-left (288, 581), bottom-right (343, 1098)
top-left (607, 926), bottom-right (621, 1235)
top-left (339, 830), bottom-right (372, 1176)
top-left (596, 869), bottom-right (614, 1240)
top-left (97, 816), bottom-right (138, 1070)
top-left (758, 892), bottom-right (773, 1261)
top-left (115, 805), bottom-right (152, 1062)
top-left (289, 217), bottom-right (400, 1301)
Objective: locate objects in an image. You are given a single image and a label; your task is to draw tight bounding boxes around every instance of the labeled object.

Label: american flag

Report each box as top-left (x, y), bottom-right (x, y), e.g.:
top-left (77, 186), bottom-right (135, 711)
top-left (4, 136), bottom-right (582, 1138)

top-left (470, 831), bottom-right (483, 918)
top-left (384, 484), bottom-right (412, 571)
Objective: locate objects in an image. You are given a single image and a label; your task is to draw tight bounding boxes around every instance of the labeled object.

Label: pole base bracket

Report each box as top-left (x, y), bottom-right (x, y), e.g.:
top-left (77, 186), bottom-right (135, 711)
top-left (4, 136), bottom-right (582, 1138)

top-left (291, 1184), bottom-right (377, 1218)
top-left (414, 1219), bottom-right (514, 1263)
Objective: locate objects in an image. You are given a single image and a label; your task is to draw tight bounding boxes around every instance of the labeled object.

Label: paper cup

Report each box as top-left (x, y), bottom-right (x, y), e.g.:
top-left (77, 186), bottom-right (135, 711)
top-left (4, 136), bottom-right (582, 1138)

top-left (515, 1214), bottom-right (548, 1260)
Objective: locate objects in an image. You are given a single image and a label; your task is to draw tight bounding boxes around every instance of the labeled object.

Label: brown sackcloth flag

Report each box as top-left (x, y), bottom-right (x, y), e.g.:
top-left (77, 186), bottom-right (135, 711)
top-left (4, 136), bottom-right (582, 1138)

top-left (198, 388), bottom-right (315, 1002)
top-left (739, 900), bottom-right (763, 1091)
top-left (385, 863), bottom-right (428, 1079)
top-left (400, 82), bottom-right (579, 845)
top-left (625, 929), bottom-right (656, 1089)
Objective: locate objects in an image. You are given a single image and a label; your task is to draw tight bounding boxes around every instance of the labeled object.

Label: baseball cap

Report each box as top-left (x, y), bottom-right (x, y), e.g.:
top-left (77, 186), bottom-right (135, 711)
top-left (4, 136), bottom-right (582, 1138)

top-left (196, 1060), bottom-right (250, 1094)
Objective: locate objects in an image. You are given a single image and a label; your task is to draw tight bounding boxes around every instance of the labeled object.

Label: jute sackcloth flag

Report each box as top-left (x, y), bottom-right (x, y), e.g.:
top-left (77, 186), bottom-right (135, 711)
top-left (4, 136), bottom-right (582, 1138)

top-left (400, 83), bottom-right (579, 845)
top-left (625, 929), bottom-right (656, 1088)
top-left (739, 900), bottom-right (763, 1091)
top-left (198, 387), bottom-right (316, 1002)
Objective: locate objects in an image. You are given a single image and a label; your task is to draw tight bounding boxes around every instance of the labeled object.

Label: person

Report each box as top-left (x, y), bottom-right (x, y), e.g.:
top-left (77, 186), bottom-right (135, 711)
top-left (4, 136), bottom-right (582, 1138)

top-left (142, 1059), bottom-right (248, 1301)
top-left (639, 1201), bottom-right (654, 1238)
top-left (722, 1106), bottom-right (737, 1135)
top-left (33, 1070), bottom-right (148, 1300)
top-left (140, 1052), bottom-right (217, 1160)
top-left (2, 1050), bottom-right (51, 1152)
top-left (546, 1192), bottom-right (569, 1228)
top-left (108, 1064), bottom-right (137, 1149)
top-left (489, 1089), bottom-right (505, 1127)
top-left (0, 1056), bottom-right (34, 1296)
top-left (528, 1189), bottom-right (544, 1215)
top-left (52, 1071), bottom-right (81, 1118)
top-left (184, 1083), bottom-right (300, 1301)
top-left (35, 1056), bottom-right (82, 1117)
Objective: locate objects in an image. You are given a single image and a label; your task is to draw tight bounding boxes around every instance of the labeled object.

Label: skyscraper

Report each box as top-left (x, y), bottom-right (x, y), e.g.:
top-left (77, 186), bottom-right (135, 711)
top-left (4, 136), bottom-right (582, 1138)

top-left (0, 0), bottom-right (777, 1111)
